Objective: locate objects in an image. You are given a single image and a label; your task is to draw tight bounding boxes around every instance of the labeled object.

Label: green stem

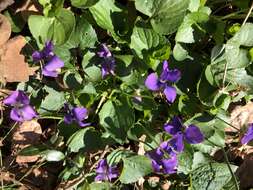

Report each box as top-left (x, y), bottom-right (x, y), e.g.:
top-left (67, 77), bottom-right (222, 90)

top-left (242, 1), bottom-right (253, 26)
top-left (222, 148), bottom-right (240, 190)
top-left (39, 116), bottom-right (63, 120)
top-left (219, 9), bottom-right (248, 20)
top-left (215, 116), bottom-right (240, 131)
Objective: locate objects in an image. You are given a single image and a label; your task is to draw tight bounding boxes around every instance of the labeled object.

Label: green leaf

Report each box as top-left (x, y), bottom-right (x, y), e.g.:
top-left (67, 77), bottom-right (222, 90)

top-left (192, 152), bottom-right (211, 170)
top-left (229, 23), bottom-right (253, 46)
top-left (135, 0), bottom-right (189, 34)
top-left (89, 182), bottom-right (111, 190)
top-left (19, 145), bottom-right (48, 156)
top-left (146, 44), bottom-right (171, 70)
top-left (28, 15), bottom-right (53, 46)
top-left (43, 150), bottom-right (65, 162)
top-left (99, 97), bottom-right (135, 144)
top-left (89, 0), bottom-right (120, 31)
top-left (188, 0), bottom-right (200, 12)
top-left (28, 8), bottom-right (75, 46)
top-left (67, 127), bottom-right (103, 153)
top-left (107, 149), bottom-right (134, 166)
top-left (64, 15), bottom-right (97, 49)
top-left (89, 0), bottom-right (129, 42)
top-left (130, 19), bottom-right (167, 59)
top-left (192, 163), bottom-right (237, 190)
top-left (173, 43), bottom-right (191, 61)
top-left (78, 82), bottom-right (97, 95)
top-left (38, 86), bottom-right (65, 114)
top-left (82, 51), bottom-right (102, 82)
top-left (71, 0), bottom-right (99, 8)
top-left (177, 147), bottom-right (193, 174)
top-left (85, 65), bottom-right (102, 83)
top-left (197, 70), bottom-right (218, 106)
top-left (175, 11), bottom-right (209, 43)
top-left (119, 155), bottom-right (153, 184)
top-left (63, 71), bottom-right (83, 90)
top-left (210, 44), bottom-right (253, 92)
top-left (210, 24), bottom-right (253, 91)
top-left (38, 0), bottom-right (64, 16)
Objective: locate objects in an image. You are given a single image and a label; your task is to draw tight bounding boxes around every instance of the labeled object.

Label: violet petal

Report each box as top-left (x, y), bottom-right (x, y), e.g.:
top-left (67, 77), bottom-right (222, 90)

top-left (44, 56), bottom-right (64, 71)
top-left (161, 156), bottom-right (178, 174)
top-left (163, 85), bottom-right (177, 103)
top-left (184, 125), bottom-right (204, 144)
top-left (241, 124), bottom-right (253, 144)
top-left (169, 133), bottom-right (184, 152)
top-left (164, 116), bottom-right (183, 135)
top-left (3, 90), bottom-right (30, 105)
top-left (145, 73), bottom-right (161, 91)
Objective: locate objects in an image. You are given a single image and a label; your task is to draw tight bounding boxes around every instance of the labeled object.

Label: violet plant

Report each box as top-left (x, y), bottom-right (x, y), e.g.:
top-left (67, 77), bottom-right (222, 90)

top-left (32, 41), bottom-right (64, 77)
top-left (3, 90), bottom-right (37, 122)
top-left (2, 1), bottom-right (253, 189)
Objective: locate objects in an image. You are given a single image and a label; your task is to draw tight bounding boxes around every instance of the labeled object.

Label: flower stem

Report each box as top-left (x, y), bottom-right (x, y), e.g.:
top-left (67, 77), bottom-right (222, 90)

top-left (39, 116), bottom-right (63, 120)
top-left (222, 148), bottom-right (240, 190)
top-left (242, 1), bottom-right (253, 26)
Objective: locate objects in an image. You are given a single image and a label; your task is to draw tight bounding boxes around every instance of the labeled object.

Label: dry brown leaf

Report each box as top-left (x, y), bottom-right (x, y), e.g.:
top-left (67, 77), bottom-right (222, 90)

top-left (0, 35), bottom-right (38, 83)
top-left (0, 14), bottom-right (11, 46)
top-left (12, 120), bottom-right (42, 163)
top-left (236, 153), bottom-right (253, 189)
top-left (229, 102), bottom-right (253, 132)
top-left (14, 0), bottom-right (41, 21)
top-left (0, 0), bottom-right (14, 12)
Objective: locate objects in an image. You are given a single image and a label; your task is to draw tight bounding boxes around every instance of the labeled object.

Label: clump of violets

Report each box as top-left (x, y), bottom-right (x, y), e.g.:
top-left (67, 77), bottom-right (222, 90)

top-left (3, 90), bottom-right (37, 122)
top-left (146, 142), bottom-right (178, 174)
top-left (95, 159), bottom-right (119, 182)
top-left (145, 60), bottom-right (181, 103)
top-left (164, 116), bottom-right (204, 152)
top-left (32, 41), bottom-right (64, 77)
top-left (97, 44), bottom-right (116, 78)
top-left (241, 123), bottom-right (253, 144)
top-left (146, 116), bottom-right (204, 174)
top-left (63, 104), bottom-right (91, 127)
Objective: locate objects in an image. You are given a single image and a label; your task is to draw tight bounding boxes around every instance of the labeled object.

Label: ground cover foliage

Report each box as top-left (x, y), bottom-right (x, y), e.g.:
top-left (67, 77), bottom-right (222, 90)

top-left (1, 0), bottom-right (253, 189)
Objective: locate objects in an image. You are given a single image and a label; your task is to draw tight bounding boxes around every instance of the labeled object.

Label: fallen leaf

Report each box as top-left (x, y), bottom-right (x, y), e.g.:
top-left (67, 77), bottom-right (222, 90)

top-left (0, 35), bottom-right (38, 83)
top-left (0, 14), bottom-right (11, 46)
top-left (0, 0), bottom-right (14, 12)
top-left (229, 102), bottom-right (253, 132)
top-left (12, 120), bottom-right (42, 163)
top-left (14, 0), bottom-right (41, 21)
top-left (236, 153), bottom-right (253, 189)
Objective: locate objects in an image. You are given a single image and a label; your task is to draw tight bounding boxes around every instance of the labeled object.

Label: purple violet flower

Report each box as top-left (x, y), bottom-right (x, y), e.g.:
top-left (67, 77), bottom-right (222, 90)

top-left (164, 116), bottom-right (204, 152)
top-left (95, 159), bottom-right (119, 182)
top-left (145, 60), bottom-right (181, 103)
top-left (146, 141), bottom-right (178, 174)
top-left (3, 90), bottom-right (37, 122)
top-left (64, 104), bottom-right (91, 127)
top-left (32, 41), bottom-right (64, 77)
top-left (97, 44), bottom-right (115, 78)
top-left (241, 124), bottom-right (253, 144)
top-left (32, 41), bottom-right (54, 61)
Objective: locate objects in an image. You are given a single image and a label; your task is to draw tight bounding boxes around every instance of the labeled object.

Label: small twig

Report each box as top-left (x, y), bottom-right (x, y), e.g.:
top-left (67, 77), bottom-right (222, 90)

top-left (95, 92), bottom-right (108, 114)
top-left (242, 1), bottom-right (253, 26)
top-left (0, 149), bottom-right (3, 189)
top-left (1, 122), bottom-right (18, 143)
top-left (18, 159), bottom-right (45, 182)
top-left (222, 148), bottom-right (240, 190)
top-left (89, 145), bottom-right (110, 172)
